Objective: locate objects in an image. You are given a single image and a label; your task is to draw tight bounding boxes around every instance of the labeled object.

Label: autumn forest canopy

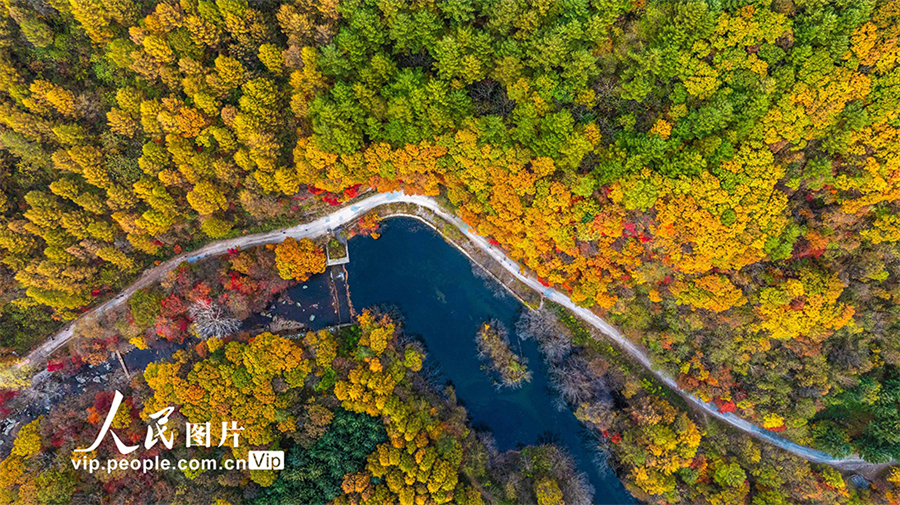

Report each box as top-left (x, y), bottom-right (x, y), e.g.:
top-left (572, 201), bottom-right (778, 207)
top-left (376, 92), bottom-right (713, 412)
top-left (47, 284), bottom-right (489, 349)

top-left (1, 0), bottom-right (900, 487)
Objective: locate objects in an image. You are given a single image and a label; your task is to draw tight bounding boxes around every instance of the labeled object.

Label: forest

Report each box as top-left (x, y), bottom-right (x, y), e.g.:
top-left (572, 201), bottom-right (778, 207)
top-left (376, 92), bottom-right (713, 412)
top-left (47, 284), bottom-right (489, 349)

top-left (0, 287), bottom-right (597, 504)
top-left (0, 238), bottom-right (897, 505)
top-left (0, 0), bottom-right (898, 501)
top-left (528, 301), bottom-right (900, 505)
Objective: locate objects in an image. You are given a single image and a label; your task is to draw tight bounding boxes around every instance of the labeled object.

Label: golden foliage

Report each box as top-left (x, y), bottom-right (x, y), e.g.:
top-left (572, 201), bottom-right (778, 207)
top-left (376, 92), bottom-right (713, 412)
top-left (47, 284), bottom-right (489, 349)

top-left (268, 237), bottom-right (326, 281)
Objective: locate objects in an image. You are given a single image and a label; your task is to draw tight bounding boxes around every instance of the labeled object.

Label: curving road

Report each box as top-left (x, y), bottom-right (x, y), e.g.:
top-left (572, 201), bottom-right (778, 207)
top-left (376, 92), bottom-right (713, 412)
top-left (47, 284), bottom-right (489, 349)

top-left (22, 191), bottom-right (876, 470)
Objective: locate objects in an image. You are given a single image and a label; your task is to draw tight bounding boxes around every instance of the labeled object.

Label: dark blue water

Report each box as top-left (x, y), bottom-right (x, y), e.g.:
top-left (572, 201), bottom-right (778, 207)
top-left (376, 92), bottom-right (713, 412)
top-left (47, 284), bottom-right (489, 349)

top-left (346, 218), bottom-right (635, 505)
top-left (244, 270), bottom-right (348, 331)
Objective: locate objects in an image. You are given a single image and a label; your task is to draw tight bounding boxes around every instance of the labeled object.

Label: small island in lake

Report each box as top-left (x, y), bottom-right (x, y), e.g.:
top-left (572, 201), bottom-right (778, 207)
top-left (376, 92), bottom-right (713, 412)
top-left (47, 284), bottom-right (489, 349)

top-left (475, 319), bottom-right (532, 389)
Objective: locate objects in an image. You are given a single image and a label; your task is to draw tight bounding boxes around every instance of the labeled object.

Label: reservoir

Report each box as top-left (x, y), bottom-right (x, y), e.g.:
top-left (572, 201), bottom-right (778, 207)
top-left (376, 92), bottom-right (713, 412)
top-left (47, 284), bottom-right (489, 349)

top-left (344, 217), bottom-right (636, 505)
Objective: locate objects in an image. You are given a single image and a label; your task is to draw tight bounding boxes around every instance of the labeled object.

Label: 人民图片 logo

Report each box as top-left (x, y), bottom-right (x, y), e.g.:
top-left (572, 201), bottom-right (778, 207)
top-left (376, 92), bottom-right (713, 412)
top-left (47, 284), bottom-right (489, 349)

top-left (70, 390), bottom-right (283, 474)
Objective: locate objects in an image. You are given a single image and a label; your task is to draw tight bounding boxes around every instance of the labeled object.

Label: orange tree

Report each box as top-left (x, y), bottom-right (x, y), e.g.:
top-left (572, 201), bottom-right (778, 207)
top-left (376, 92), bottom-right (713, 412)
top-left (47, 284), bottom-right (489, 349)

top-left (268, 237), bottom-right (327, 281)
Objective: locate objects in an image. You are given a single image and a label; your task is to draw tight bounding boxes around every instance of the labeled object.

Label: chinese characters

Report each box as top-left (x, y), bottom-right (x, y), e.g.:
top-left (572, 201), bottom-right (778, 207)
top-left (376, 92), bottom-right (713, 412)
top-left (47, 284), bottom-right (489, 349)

top-left (75, 390), bottom-right (244, 454)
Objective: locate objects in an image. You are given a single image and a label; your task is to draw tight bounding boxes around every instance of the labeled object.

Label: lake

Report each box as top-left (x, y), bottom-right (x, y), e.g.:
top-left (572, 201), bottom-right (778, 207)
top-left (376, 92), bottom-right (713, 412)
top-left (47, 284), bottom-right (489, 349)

top-left (345, 217), bottom-right (636, 505)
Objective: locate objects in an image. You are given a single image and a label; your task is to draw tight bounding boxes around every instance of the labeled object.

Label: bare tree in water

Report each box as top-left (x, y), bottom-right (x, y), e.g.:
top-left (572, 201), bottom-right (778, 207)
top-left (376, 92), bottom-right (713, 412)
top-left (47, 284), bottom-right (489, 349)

top-left (516, 307), bottom-right (572, 363)
top-left (189, 300), bottom-right (240, 340)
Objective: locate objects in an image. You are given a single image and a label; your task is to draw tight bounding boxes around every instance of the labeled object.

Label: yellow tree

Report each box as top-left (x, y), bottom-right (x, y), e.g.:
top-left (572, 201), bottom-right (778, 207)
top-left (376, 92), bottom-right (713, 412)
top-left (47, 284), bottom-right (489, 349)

top-left (669, 274), bottom-right (748, 313)
top-left (143, 333), bottom-right (310, 449)
top-left (617, 396), bottom-right (703, 497)
top-left (752, 268), bottom-right (855, 342)
top-left (268, 237), bottom-right (326, 281)
top-left (11, 418), bottom-right (41, 458)
top-left (68, 0), bottom-right (114, 43)
top-left (187, 181), bottom-right (227, 215)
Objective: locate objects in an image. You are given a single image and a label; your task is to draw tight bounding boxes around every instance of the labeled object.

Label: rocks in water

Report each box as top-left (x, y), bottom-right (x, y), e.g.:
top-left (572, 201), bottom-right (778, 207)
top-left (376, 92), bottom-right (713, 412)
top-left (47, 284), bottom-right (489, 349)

top-left (849, 475), bottom-right (870, 489)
